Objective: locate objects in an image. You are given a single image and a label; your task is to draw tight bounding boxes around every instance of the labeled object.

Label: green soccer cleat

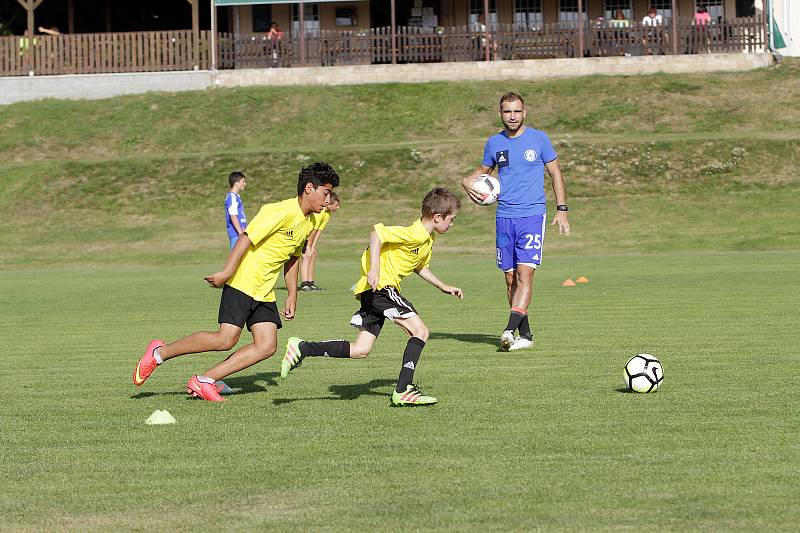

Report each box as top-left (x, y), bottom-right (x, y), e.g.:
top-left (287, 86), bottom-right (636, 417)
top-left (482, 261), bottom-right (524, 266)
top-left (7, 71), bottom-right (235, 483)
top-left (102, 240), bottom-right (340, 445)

top-left (391, 383), bottom-right (437, 406)
top-left (281, 336), bottom-right (304, 379)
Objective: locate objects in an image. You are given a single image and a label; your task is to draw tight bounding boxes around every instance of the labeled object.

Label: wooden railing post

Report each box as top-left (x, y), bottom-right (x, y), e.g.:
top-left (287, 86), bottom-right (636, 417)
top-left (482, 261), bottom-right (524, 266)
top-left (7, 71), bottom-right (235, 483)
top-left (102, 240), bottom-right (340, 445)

top-left (671, 0), bottom-right (678, 55)
top-left (186, 0), bottom-right (199, 69)
top-left (577, 0), bottom-right (583, 58)
top-left (390, 0), bottom-right (397, 64)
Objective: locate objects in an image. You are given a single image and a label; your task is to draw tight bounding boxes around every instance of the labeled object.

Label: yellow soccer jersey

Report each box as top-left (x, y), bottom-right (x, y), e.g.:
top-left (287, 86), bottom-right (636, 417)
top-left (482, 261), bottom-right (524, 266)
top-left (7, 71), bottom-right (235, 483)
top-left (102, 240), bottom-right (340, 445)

top-left (311, 209), bottom-right (331, 232)
top-left (353, 218), bottom-right (435, 295)
top-left (227, 197), bottom-right (314, 302)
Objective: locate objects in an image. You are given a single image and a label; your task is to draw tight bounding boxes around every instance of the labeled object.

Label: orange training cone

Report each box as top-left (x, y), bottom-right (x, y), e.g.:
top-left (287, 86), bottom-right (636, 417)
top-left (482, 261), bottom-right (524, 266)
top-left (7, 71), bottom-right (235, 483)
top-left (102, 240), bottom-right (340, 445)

top-left (576, 276), bottom-right (589, 283)
top-left (562, 278), bottom-right (576, 287)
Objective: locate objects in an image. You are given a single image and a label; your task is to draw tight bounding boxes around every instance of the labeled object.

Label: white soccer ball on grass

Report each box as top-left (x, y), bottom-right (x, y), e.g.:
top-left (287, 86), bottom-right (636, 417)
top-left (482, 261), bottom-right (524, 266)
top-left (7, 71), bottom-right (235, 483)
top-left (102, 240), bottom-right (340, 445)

top-left (623, 354), bottom-right (664, 393)
top-left (471, 174), bottom-right (500, 206)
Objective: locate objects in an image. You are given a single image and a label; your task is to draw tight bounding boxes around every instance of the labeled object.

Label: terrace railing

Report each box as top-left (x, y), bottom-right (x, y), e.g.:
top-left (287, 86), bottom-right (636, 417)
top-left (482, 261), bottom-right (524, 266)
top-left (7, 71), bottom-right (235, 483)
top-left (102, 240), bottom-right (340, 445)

top-left (0, 17), bottom-right (763, 77)
top-left (0, 29), bottom-right (210, 77)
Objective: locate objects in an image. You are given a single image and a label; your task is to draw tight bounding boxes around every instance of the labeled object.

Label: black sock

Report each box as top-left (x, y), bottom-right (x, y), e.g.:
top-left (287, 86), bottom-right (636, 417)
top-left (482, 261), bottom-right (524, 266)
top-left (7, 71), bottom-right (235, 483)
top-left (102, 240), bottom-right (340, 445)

top-left (518, 314), bottom-right (532, 340)
top-left (299, 340), bottom-right (350, 358)
top-left (504, 310), bottom-right (525, 333)
top-left (396, 337), bottom-right (425, 393)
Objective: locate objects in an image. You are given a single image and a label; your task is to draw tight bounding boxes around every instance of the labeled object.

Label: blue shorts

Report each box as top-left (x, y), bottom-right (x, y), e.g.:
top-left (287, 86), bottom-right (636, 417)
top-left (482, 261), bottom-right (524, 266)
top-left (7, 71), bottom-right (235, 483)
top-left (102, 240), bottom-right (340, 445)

top-left (496, 214), bottom-right (546, 271)
top-left (229, 235), bottom-right (239, 250)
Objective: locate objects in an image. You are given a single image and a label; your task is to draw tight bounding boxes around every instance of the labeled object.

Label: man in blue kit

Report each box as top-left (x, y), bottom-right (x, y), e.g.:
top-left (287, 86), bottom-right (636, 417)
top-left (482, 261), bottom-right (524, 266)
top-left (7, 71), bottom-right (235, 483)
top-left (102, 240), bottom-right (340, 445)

top-left (463, 92), bottom-right (571, 351)
top-left (225, 171), bottom-right (248, 249)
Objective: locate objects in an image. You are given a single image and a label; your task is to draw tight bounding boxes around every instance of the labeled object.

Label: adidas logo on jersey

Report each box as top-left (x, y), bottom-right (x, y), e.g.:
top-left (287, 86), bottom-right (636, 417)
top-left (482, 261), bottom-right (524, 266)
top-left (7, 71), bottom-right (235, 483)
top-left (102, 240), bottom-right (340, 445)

top-left (410, 247), bottom-right (419, 255)
top-left (285, 230), bottom-right (294, 238)
top-left (403, 361), bottom-right (415, 370)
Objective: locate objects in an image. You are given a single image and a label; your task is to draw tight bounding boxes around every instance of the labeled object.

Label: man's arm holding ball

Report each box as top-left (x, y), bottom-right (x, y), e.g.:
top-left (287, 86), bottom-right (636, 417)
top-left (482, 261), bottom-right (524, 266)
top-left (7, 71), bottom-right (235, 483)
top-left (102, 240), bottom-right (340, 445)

top-left (462, 164), bottom-right (494, 204)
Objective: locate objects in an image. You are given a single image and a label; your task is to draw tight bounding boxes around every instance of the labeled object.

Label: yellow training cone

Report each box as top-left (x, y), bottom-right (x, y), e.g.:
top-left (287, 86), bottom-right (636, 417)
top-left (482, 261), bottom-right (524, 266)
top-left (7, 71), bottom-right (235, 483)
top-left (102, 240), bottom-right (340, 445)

top-left (562, 278), bottom-right (576, 287)
top-left (576, 276), bottom-right (589, 283)
top-left (145, 410), bottom-right (177, 425)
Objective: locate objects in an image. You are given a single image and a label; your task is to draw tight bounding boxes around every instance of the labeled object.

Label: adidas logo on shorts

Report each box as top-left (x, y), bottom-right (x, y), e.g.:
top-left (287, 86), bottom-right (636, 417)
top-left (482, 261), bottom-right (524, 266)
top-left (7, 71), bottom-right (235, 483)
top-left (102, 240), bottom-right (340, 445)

top-left (403, 361), bottom-right (415, 370)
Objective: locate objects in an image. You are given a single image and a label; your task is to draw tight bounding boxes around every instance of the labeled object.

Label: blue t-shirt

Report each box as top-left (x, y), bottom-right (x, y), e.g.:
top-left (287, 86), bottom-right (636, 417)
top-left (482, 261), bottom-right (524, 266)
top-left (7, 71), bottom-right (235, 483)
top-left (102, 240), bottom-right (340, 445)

top-left (481, 127), bottom-right (557, 218)
top-left (225, 192), bottom-right (247, 239)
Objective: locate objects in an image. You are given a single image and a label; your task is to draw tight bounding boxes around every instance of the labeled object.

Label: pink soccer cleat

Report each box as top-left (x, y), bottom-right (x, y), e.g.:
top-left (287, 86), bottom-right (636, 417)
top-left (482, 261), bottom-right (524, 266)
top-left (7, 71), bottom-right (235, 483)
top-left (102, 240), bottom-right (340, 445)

top-left (133, 340), bottom-right (164, 386)
top-left (187, 375), bottom-right (225, 402)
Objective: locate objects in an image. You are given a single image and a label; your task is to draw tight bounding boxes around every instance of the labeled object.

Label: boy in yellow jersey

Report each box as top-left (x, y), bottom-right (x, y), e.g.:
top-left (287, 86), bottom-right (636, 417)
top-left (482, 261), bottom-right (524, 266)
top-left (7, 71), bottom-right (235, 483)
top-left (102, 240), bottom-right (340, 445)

top-left (280, 188), bottom-right (463, 406)
top-left (132, 163), bottom-right (340, 402)
top-left (300, 190), bottom-right (340, 291)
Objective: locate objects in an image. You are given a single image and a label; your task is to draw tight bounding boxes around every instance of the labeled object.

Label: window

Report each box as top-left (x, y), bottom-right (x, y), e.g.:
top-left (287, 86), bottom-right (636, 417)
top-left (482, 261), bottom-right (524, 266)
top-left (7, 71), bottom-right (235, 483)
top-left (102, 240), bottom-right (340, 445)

top-left (559, 0), bottom-right (586, 27)
top-left (335, 7), bottom-right (357, 27)
top-left (735, 0), bottom-right (755, 17)
top-left (604, 0), bottom-right (632, 21)
top-left (650, 0), bottom-right (672, 20)
top-left (514, 0), bottom-right (543, 30)
top-left (696, 0), bottom-right (724, 22)
top-left (469, 0), bottom-right (497, 31)
top-left (292, 3), bottom-right (320, 36)
top-left (252, 5), bottom-right (271, 33)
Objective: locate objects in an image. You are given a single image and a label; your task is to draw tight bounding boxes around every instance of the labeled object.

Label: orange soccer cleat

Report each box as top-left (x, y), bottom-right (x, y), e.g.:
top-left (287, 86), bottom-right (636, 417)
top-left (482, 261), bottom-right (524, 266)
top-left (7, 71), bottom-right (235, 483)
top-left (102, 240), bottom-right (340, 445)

top-left (133, 339), bottom-right (164, 386)
top-left (187, 375), bottom-right (225, 402)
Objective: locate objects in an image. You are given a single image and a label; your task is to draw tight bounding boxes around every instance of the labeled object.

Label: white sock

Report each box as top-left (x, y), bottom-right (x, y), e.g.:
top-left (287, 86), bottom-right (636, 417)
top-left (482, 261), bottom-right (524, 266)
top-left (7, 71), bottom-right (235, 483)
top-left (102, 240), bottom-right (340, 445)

top-left (153, 347), bottom-right (163, 365)
top-left (196, 375), bottom-right (215, 384)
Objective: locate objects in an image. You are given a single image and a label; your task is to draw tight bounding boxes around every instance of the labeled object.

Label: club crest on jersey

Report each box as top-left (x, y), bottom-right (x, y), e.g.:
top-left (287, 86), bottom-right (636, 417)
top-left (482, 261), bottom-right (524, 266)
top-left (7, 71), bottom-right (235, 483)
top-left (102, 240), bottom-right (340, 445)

top-left (496, 150), bottom-right (510, 168)
top-left (524, 149), bottom-right (538, 162)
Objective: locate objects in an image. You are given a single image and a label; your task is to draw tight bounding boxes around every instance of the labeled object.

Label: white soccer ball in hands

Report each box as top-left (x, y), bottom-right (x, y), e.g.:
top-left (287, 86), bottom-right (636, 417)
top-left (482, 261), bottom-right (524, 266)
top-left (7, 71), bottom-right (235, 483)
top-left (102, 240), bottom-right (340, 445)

top-left (623, 354), bottom-right (664, 393)
top-left (471, 174), bottom-right (500, 206)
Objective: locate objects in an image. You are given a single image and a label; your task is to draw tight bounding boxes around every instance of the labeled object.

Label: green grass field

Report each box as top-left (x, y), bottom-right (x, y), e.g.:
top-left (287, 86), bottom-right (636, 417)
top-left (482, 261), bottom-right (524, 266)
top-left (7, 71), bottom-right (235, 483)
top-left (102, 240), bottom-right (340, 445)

top-left (1, 60), bottom-right (799, 531)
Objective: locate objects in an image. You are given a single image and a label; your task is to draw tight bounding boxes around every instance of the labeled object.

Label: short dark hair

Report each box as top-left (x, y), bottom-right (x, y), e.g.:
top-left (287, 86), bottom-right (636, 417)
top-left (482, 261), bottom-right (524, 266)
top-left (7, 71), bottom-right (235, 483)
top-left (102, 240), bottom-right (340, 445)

top-left (421, 188), bottom-right (460, 218)
top-left (329, 191), bottom-right (341, 204)
top-left (228, 171), bottom-right (246, 188)
top-left (297, 162), bottom-right (340, 196)
top-left (499, 92), bottom-right (524, 108)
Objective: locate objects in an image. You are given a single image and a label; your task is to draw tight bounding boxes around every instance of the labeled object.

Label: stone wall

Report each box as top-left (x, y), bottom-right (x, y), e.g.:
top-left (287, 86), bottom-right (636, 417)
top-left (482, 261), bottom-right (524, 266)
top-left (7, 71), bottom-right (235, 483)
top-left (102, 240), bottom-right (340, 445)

top-left (214, 53), bottom-right (774, 88)
top-left (0, 53), bottom-right (774, 106)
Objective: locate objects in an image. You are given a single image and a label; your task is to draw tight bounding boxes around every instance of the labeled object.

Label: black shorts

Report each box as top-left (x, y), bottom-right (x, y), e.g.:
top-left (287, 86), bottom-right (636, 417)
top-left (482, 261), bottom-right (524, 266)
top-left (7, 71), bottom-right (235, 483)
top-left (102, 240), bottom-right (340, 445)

top-left (218, 284), bottom-right (282, 331)
top-left (349, 288), bottom-right (418, 337)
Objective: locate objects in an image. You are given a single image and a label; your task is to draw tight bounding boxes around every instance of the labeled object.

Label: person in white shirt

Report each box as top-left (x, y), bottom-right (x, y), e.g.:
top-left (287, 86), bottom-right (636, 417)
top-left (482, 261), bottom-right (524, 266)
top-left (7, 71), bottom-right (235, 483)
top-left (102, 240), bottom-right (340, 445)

top-left (641, 7), bottom-right (665, 55)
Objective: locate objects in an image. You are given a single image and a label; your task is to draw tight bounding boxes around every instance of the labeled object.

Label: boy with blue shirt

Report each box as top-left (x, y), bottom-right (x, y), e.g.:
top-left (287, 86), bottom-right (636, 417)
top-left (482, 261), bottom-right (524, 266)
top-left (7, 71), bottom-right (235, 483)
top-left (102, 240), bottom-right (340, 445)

top-left (463, 92), bottom-right (571, 352)
top-left (225, 171), bottom-right (248, 249)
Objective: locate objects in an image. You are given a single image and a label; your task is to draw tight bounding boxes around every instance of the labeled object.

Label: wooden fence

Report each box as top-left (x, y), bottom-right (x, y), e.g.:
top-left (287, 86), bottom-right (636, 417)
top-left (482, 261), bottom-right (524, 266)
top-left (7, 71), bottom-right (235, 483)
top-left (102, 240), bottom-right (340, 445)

top-left (0, 18), bottom-right (763, 77)
top-left (0, 30), bottom-right (210, 76)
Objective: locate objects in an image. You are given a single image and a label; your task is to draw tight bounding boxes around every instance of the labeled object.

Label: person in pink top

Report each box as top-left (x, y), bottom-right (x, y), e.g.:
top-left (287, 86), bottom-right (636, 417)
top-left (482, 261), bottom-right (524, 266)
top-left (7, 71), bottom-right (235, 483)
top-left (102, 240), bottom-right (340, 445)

top-left (694, 7), bottom-right (711, 25)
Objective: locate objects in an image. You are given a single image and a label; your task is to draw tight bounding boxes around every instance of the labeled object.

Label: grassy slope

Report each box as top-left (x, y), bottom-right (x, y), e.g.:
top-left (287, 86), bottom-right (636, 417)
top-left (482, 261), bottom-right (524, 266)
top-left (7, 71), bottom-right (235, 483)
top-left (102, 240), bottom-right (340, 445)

top-left (0, 59), bottom-right (799, 267)
top-left (0, 60), bottom-right (799, 531)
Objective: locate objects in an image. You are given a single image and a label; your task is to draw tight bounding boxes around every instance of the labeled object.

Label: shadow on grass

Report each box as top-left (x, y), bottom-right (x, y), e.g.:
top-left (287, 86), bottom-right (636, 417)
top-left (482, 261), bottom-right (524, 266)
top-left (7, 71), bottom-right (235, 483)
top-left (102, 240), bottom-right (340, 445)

top-left (614, 386), bottom-right (635, 393)
top-left (428, 332), bottom-right (498, 347)
top-left (222, 371), bottom-right (280, 394)
top-left (273, 378), bottom-right (395, 405)
top-left (129, 371), bottom-right (280, 399)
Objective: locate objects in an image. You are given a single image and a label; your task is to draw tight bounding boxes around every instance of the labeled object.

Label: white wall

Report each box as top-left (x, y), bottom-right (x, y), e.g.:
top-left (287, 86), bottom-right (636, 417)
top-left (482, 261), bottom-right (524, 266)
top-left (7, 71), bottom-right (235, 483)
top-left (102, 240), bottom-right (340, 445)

top-left (776, 0), bottom-right (799, 56)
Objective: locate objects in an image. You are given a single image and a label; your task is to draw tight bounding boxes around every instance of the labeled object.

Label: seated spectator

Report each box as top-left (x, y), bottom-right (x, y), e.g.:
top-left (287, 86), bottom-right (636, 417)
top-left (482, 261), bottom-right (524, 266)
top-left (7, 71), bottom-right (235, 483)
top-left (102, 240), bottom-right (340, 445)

top-left (641, 8), bottom-right (662, 27)
top-left (608, 9), bottom-right (630, 29)
top-left (608, 9), bottom-right (631, 56)
top-left (266, 22), bottom-right (283, 41)
top-left (641, 7), bottom-right (664, 55)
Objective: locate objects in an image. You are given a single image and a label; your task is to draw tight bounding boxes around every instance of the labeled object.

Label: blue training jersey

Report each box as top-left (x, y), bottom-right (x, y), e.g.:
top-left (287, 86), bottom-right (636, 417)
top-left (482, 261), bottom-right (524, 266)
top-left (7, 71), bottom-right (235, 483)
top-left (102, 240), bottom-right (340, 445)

top-left (225, 192), bottom-right (247, 238)
top-left (481, 127), bottom-right (557, 218)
